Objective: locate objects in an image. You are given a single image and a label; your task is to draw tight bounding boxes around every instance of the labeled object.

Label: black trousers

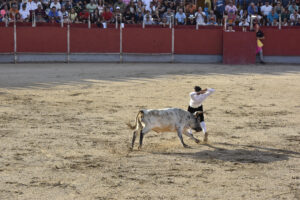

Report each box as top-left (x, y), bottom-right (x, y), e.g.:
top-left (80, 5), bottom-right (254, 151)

top-left (188, 105), bottom-right (204, 122)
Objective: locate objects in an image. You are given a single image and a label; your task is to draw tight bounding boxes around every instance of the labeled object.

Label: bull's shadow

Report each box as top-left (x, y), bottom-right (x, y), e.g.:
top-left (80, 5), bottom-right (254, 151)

top-left (154, 143), bottom-right (300, 164)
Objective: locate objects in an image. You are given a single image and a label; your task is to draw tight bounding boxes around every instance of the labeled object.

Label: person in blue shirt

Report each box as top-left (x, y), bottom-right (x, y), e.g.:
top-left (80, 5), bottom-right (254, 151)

top-left (48, 6), bottom-right (60, 23)
top-left (267, 10), bottom-right (279, 25)
top-left (175, 8), bottom-right (186, 25)
top-left (247, 2), bottom-right (258, 15)
top-left (214, 0), bottom-right (225, 24)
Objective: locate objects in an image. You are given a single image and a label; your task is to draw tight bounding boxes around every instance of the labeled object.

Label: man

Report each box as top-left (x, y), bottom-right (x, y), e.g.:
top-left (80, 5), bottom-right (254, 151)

top-left (86, 0), bottom-right (97, 14)
top-left (260, 1), bottom-right (272, 25)
top-left (267, 9), bottom-right (279, 26)
top-left (19, 3), bottom-right (30, 21)
top-left (175, 8), bottom-right (186, 25)
top-left (188, 86), bottom-right (215, 142)
top-left (195, 7), bottom-right (206, 25)
top-left (50, 0), bottom-right (61, 11)
top-left (255, 23), bottom-right (265, 64)
top-left (48, 6), bottom-right (60, 23)
top-left (290, 10), bottom-right (300, 25)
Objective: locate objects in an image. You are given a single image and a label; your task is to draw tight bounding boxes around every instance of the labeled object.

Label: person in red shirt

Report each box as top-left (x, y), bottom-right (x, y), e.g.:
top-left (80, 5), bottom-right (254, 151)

top-left (101, 7), bottom-right (114, 23)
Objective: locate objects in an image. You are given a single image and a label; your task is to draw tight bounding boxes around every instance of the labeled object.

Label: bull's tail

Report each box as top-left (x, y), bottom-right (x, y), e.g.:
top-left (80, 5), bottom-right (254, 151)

top-left (126, 110), bottom-right (144, 130)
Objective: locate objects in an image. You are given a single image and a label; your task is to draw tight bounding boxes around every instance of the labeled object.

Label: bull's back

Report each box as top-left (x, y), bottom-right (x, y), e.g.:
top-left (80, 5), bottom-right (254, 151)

top-left (141, 108), bottom-right (189, 132)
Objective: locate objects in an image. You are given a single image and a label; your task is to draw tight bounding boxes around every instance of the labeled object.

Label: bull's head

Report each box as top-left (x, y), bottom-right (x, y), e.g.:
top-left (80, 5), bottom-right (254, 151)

top-left (192, 111), bottom-right (203, 132)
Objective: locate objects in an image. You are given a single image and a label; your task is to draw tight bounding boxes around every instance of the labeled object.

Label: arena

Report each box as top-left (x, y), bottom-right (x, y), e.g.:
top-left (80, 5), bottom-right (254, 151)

top-left (0, 63), bottom-right (299, 199)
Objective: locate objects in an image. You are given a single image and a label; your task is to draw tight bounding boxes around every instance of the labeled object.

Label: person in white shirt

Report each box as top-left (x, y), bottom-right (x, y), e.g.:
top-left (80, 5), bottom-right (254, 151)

top-left (188, 86), bottom-right (215, 142)
top-left (19, 3), bottom-right (30, 21)
top-left (50, 0), bottom-right (61, 11)
top-left (195, 6), bottom-right (206, 25)
top-left (260, 1), bottom-right (272, 25)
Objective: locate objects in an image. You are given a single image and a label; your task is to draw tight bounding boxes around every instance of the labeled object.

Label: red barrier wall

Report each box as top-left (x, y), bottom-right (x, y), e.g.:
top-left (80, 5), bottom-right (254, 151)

top-left (17, 27), bottom-right (67, 53)
top-left (122, 28), bottom-right (172, 53)
top-left (0, 27), bottom-right (14, 53)
top-left (174, 29), bottom-right (223, 55)
top-left (223, 32), bottom-right (256, 64)
top-left (70, 28), bottom-right (119, 53)
top-left (262, 29), bottom-right (300, 56)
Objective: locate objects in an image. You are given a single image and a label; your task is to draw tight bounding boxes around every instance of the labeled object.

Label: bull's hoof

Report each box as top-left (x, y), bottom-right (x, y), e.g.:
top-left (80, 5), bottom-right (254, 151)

top-left (195, 139), bottom-right (201, 144)
top-left (183, 144), bottom-right (191, 148)
top-left (203, 137), bottom-right (208, 143)
top-left (138, 146), bottom-right (142, 150)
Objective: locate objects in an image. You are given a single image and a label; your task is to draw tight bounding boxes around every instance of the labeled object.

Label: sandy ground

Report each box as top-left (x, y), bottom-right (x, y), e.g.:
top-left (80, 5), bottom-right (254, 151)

top-left (0, 63), bottom-right (300, 200)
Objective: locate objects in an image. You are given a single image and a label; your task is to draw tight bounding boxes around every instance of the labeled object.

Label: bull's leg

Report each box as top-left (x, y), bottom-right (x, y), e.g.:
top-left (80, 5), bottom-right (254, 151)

top-left (176, 128), bottom-right (188, 148)
top-left (183, 130), bottom-right (200, 144)
top-left (204, 132), bottom-right (209, 143)
top-left (131, 130), bottom-right (137, 149)
top-left (138, 127), bottom-right (151, 150)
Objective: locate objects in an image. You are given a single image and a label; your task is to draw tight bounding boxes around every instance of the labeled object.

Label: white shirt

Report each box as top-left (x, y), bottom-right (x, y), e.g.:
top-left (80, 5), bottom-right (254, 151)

top-left (19, 8), bottom-right (30, 19)
top-left (189, 88), bottom-right (215, 108)
top-left (195, 11), bottom-right (206, 25)
top-left (260, 5), bottom-right (273, 16)
top-left (50, 2), bottom-right (61, 10)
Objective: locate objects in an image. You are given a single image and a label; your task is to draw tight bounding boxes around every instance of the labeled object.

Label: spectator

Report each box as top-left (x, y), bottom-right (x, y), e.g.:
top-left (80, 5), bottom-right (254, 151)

top-left (135, 11), bottom-right (144, 24)
top-left (114, 6), bottom-right (122, 23)
top-left (58, 5), bottom-right (68, 23)
top-left (136, 0), bottom-right (145, 14)
top-left (260, 1), bottom-right (272, 25)
top-left (19, 3), bottom-right (30, 22)
top-left (48, 6), bottom-right (60, 23)
top-left (114, 0), bottom-right (126, 14)
top-left (90, 9), bottom-right (100, 23)
top-left (124, 8), bottom-right (135, 24)
top-left (159, 16), bottom-right (168, 27)
top-left (126, 1), bottom-right (136, 15)
top-left (0, 4), bottom-right (9, 20)
top-left (282, 17), bottom-right (289, 26)
top-left (78, 9), bottom-right (89, 23)
top-left (50, 0), bottom-right (61, 11)
top-left (195, 6), bottom-right (206, 25)
top-left (185, 2), bottom-right (196, 16)
top-left (69, 8), bottom-right (78, 23)
top-left (239, 17), bottom-right (249, 26)
top-left (152, 9), bottom-right (160, 23)
top-left (144, 12), bottom-right (153, 24)
top-left (35, 4), bottom-right (46, 22)
top-left (27, 0), bottom-right (42, 11)
top-left (157, 1), bottom-right (166, 18)
top-left (290, 10), bottom-right (300, 25)
top-left (97, 0), bottom-right (104, 14)
top-left (247, 2), bottom-right (258, 16)
top-left (204, 2), bottom-right (209, 16)
top-left (267, 9), bottom-right (279, 25)
top-left (280, 8), bottom-right (289, 23)
top-left (274, 2), bottom-right (283, 15)
top-left (214, 0), bottom-right (225, 24)
top-left (271, 18), bottom-right (279, 26)
top-left (225, 0), bottom-right (237, 26)
top-left (64, 1), bottom-right (72, 11)
top-left (207, 10), bottom-right (217, 25)
top-left (295, 17), bottom-right (300, 25)
top-left (102, 7), bottom-right (114, 23)
top-left (288, 1), bottom-right (299, 14)
top-left (187, 14), bottom-right (196, 25)
top-left (175, 8), bottom-right (186, 25)
top-left (41, 0), bottom-right (50, 10)
top-left (86, 0), bottom-right (98, 14)
top-left (9, 3), bottom-right (19, 20)
top-left (163, 8), bottom-right (173, 24)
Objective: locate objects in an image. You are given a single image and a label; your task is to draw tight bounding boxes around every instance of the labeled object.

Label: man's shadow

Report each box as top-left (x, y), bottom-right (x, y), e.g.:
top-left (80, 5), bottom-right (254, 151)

top-left (153, 142), bottom-right (300, 164)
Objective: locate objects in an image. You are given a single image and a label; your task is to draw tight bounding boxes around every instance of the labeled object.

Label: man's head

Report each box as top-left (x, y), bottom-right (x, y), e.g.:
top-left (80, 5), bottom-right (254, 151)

top-left (51, 6), bottom-right (56, 12)
top-left (179, 8), bottom-right (183, 13)
top-left (265, 1), bottom-right (269, 6)
top-left (194, 86), bottom-right (202, 93)
top-left (22, 3), bottom-right (27, 10)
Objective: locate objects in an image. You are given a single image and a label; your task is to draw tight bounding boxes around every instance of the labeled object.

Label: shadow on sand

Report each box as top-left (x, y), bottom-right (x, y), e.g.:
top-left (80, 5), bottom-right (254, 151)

top-left (153, 142), bottom-right (300, 164)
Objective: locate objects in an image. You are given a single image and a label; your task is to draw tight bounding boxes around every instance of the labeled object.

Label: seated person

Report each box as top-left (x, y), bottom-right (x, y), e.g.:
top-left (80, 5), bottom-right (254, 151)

top-left (267, 10), bottom-right (278, 26)
top-left (48, 6), bottom-right (60, 23)
top-left (206, 10), bottom-right (217, 25)
top-left (175, 8), bottom-right (186, 25)
top-left (19, 3), bottom-right (30, 22)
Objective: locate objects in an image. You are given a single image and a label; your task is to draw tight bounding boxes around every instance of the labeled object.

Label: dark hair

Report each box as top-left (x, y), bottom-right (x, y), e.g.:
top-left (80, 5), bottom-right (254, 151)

top-left (194, 86), bottom-right (201, 92)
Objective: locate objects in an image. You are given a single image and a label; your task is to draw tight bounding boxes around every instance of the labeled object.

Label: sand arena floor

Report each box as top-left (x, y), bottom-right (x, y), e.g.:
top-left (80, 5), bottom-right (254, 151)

top-left (0, 63), bottom-right (299, 200)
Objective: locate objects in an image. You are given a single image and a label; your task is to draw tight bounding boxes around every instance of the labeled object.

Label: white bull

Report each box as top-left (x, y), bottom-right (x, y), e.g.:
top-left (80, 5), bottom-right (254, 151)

top-left (127, 108), bottom-right (204, 149)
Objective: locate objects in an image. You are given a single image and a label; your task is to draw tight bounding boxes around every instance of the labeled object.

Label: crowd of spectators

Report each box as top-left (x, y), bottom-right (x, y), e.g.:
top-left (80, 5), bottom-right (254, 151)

top-left (0, 0), bottom-right (300, 27)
